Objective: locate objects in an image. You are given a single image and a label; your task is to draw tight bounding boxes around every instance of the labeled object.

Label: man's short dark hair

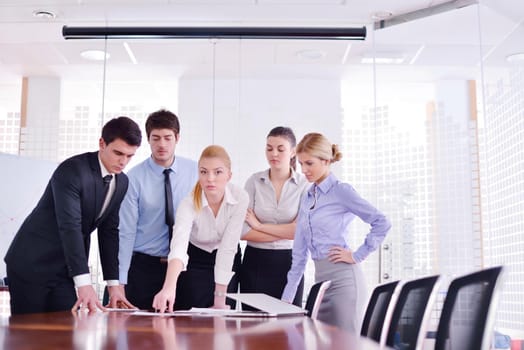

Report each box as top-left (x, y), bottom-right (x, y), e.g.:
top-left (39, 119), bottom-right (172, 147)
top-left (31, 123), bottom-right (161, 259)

top-left (145, 109), bottom-right (180, 139)
top-left (101, 116), bottom-right (142, 146)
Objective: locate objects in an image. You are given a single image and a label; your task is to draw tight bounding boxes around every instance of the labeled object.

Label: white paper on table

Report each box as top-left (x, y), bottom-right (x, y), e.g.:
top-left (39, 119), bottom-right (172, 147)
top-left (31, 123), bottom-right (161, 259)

top-left (105, 308), bottom-right (139, 312)
top-left (132, 310), bottom-right (175, 317)
top-left (131, 308), bottom-right (244, 317)
top-left (188, 308), bottom-right (237, 315)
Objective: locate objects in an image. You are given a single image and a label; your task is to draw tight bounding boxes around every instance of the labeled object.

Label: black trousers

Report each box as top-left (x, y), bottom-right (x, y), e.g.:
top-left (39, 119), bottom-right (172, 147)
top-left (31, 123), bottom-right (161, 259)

top-left (7, 266), bottom-right (76, 315)
top-left (174, 243), bottom-right (241, 310)
top-left (125, 252), bottom-right (168, 310)
top-left (239, 245), bottom-right (304, 310)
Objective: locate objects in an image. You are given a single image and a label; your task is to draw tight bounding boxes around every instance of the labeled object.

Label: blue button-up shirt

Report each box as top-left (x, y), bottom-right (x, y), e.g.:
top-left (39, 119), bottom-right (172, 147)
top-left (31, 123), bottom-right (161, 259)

top-left (282, 172), bottom-right (391, 302)
top-left (118, 156), bottom-right (198, 284)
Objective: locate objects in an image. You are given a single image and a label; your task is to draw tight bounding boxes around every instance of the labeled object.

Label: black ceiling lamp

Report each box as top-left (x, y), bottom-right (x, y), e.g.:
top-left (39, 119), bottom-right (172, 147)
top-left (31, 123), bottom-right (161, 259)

top-left (62, 26), bottom-right (366, 40)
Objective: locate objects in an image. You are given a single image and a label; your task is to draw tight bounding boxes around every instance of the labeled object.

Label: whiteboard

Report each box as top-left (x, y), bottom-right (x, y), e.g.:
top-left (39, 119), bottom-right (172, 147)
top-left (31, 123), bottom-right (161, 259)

top-left (0, 153), bottom-right (57, 279)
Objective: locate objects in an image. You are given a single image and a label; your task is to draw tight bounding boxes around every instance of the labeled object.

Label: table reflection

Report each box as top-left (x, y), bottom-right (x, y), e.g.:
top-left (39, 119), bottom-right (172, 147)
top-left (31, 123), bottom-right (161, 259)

top-left (1, 311), bottom-right (386, 350)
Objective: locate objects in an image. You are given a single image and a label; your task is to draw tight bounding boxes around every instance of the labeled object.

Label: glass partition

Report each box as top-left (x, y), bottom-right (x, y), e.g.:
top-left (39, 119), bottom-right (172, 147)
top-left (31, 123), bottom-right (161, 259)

top-left (478, 0), bottom-right (524, 336)
top-left (0, 80), bottom-right (20, 155)
top-left (99, 36), bottom-right (358, 298)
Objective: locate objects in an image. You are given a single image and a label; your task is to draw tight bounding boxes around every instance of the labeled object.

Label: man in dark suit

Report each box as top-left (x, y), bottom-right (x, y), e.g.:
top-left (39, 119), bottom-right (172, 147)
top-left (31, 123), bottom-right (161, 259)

top-left (5, 116), bottom-right (142, 315)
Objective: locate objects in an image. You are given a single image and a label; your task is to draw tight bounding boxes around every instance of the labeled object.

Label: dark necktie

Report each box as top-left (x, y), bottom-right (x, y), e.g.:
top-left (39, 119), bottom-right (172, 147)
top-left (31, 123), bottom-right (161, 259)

top-left (98, 174), bottom-right (113, 218)
top-left (103, 174), bottom-right (113, 196)
top-left (163, 169), bottom-right (174, 241)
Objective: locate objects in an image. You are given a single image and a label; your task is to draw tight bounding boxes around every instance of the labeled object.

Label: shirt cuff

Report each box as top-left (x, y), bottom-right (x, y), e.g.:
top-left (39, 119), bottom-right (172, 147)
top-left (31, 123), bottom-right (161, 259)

top-left (106, 280), bottom-right (119, 286)
top-left (215, 268), bottom-right (234, 286)
top-left (352, 248), bottom-right (365, 263)
top-left (167, 253), bottom-right (188, 270)
top-left (281, 285), bottom-right (295, 303)
top-left (73, 273), bottom-right (91, 287)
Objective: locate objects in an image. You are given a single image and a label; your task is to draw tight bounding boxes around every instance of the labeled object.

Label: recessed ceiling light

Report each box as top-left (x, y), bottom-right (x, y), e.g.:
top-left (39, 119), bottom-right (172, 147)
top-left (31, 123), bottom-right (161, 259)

top-left (371, 11), bottom-right (393, 20)
top-left (32, 10), bottom-right (56, 19)
top-left (80, 50), bottom-right (110, 61)
top-left (361, 54), bottom-right (405, 64)
top-left (361, 57), bottom-right (405, 64)
top-left (296, 49), bottom-right (326, 61)
top-left (506, 53), bottom-right (524, 63)
top-left (123, 42), bottom-right (138, 65)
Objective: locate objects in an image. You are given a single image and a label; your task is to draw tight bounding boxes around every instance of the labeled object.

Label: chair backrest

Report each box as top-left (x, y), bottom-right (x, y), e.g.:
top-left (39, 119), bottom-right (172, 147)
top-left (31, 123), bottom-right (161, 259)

top-left (434, 266), bottom-right (504, 350)
top-left (360, 280), bottom-right (401, 342)
top-left (380, 275), bottom-right (441, 350)
top-left (304, 280), bottom-right (332, 319)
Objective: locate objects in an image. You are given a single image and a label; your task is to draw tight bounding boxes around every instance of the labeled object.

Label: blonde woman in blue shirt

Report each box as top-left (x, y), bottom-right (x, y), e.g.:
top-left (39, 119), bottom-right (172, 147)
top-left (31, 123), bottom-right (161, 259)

top-left (240, 127), bottom-right (309, 308)
top-left (282, 132), bottom-right (391, 332)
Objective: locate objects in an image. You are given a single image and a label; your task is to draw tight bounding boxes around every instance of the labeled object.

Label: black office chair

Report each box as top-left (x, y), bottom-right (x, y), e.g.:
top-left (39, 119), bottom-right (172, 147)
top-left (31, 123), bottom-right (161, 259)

top-left (434, 266), bottom-right (504, 350)
top-left (380, 275), bottom-right (441, 350)
top-left (361, 280), bottom-right (401, 342)
top-left (304, 280), bottom-right (331, 319)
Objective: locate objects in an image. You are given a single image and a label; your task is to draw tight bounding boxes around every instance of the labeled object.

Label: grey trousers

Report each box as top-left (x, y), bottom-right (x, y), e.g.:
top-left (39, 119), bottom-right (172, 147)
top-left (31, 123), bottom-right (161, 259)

top-left (314, 258), bottom-right (367, 333)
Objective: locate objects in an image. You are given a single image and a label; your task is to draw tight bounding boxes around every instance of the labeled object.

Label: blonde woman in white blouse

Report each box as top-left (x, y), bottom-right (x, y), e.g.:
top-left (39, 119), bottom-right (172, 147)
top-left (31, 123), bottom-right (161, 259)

top-left (152, 145), bottom-right (249, 312)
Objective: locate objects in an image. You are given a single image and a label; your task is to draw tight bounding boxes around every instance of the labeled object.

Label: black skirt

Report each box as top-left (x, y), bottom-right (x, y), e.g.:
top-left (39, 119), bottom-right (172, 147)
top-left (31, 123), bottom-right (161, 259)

top-left (239, 245), bottom-right (304, 309)
top-left (174, 242), bottom-right (241, 310)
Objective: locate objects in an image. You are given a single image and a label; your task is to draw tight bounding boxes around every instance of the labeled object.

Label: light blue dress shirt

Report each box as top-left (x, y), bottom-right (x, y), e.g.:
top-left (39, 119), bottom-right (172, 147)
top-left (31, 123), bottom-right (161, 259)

top-left (118, 156), bottom-right (198, 284)
top-left (282, 172), bottom-right (391, 302)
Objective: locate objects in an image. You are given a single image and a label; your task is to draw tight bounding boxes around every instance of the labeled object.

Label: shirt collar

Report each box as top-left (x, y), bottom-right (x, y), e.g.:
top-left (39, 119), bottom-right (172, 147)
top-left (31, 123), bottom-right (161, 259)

top-left (289, 168), bottom-right (301, 184)
top-left (201, 183), bottom-right (238, 208)
top-left (97, 153), bottom-right (112, 177)
top-left (147, 156), bottom-right (179, 175)
top-left (259, 168), bottom-right (300, 185)
top-left (310, 172), bottom-right (336, 195)
top-left (259, 169), bottom-right (271, 182)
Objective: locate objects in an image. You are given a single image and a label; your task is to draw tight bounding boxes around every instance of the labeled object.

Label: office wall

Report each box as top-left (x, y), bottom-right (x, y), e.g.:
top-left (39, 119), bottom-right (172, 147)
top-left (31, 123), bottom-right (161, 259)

top-left (178, 78), bottom-right (343, 187)
top-left (0, 153), bottom-right (57, 278)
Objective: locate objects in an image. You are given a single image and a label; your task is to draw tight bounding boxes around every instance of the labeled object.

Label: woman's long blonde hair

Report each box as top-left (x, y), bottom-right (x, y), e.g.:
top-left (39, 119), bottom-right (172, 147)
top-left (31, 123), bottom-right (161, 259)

top-left (192, 145), bottom-right (232, 211)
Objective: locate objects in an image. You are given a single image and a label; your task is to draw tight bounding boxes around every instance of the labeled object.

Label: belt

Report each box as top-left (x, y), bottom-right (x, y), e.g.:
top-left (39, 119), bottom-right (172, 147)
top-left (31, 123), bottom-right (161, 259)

top-left (132, 251), bottom-right (168, 264)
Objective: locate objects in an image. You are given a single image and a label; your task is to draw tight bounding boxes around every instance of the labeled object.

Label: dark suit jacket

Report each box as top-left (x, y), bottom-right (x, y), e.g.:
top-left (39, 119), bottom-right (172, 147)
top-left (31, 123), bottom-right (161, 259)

top-left (5, 151), bottom-right (129, 283)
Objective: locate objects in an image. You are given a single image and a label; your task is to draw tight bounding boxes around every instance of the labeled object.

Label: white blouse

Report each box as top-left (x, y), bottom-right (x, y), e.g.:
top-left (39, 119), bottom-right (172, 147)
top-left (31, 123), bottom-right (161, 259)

top-left (242, 169), bottom-right (309, 249)
top-left (168, 182), bottom-right (249, 285)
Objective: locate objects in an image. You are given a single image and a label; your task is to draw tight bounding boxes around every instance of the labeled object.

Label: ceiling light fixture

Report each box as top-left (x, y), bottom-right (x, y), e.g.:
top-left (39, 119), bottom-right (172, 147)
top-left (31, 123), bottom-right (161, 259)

top-left (361, 54), bottom-right (405, 65)
top-left (506, 53), bottom-right (524, 63)
top-left (409, 45), bottom-right (425, 65)
top-left (32, 10), bottom-right (56, 19)
top-left (62, 26), bottom-right (367, 41)
top-left (375, 0), bottom-right (477, 30)
top-left (341, 43), bottom-right (352, 64)
top-left (296, 49), bottom-right (326, 61)
top-left (371, 11), bottom-right (393, 20)
top-left (123, 42), bottom-right (138, 64)
top-left (80, 50), bottom-right (110, 61)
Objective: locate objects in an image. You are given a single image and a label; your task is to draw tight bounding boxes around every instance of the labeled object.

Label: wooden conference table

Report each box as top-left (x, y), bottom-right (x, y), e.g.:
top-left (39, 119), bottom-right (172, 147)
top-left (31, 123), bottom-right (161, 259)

top-left (0, 310), bottom-right (389, 350)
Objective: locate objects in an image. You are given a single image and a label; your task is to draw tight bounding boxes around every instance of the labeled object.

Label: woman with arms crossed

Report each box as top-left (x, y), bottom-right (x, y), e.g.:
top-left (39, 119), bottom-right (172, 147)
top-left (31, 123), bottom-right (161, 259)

top-left (281, 132), bottom-right (391, 332)
top-left (240, 126), bottom-right (308, 307)
top-left (153, 145), bottom-right (249, 311)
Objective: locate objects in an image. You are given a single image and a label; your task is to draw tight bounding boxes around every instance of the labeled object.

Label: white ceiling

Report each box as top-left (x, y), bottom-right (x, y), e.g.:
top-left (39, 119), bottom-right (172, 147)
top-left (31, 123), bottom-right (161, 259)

top-left (0, 0), bottom-right (522, 80)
